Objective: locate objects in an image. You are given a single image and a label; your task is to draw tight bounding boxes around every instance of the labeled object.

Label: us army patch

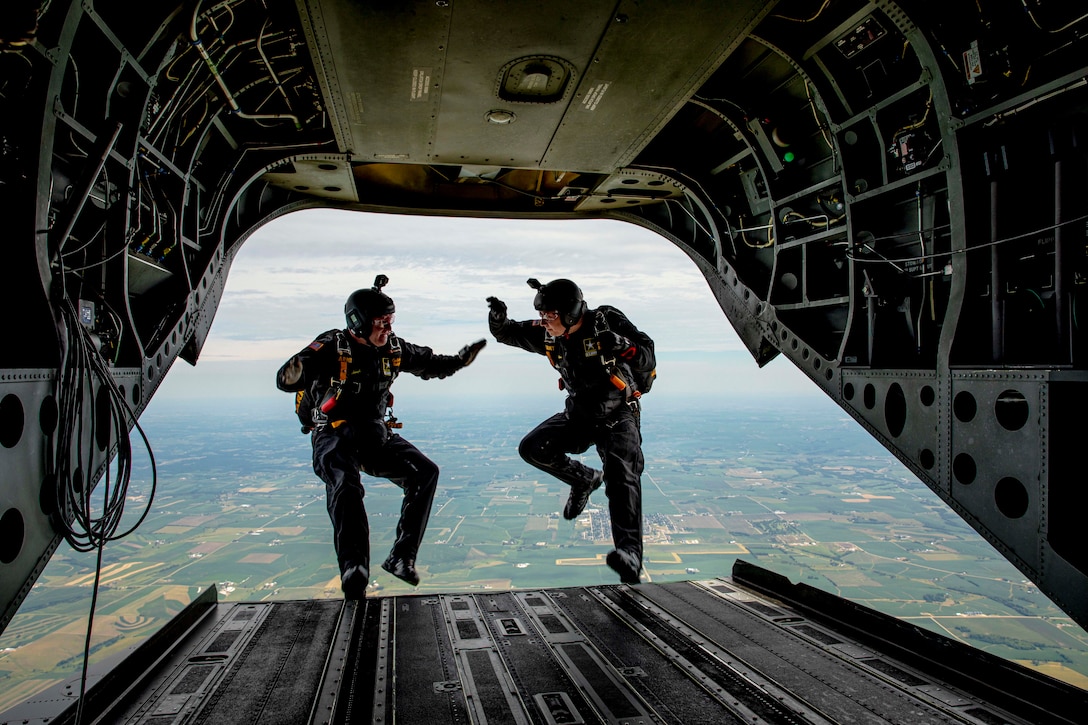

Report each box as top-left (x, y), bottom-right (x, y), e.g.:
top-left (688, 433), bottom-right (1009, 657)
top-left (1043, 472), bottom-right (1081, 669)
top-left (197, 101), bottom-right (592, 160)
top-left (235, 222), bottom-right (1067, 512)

top-left (583, 338), bottom-right (598, 357)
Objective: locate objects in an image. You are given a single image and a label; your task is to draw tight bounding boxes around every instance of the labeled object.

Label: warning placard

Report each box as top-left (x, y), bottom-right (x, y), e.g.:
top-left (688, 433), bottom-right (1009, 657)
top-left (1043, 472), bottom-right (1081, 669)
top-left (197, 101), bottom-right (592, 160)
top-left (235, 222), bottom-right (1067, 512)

top-left (411, 67), bottom-right (432, 101)
top-left (581, 82), bottom-right (611, 111)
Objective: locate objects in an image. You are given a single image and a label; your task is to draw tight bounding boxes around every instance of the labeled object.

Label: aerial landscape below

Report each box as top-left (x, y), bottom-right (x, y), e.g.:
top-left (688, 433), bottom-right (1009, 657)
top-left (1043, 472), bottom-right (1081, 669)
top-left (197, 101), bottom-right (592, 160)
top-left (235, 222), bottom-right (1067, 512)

top-left (1, 395), bottom-right (1084, 713)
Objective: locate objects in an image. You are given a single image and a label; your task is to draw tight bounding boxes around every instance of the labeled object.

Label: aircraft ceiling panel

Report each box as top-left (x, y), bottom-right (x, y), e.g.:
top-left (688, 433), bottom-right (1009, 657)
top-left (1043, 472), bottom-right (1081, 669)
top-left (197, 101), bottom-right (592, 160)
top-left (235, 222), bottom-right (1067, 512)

top-left (429, 0), bottom-right (614, 169)
top-left (542, 0), bottom-right (771, 173)
top-left (301, 0), bottom-right (451, 162)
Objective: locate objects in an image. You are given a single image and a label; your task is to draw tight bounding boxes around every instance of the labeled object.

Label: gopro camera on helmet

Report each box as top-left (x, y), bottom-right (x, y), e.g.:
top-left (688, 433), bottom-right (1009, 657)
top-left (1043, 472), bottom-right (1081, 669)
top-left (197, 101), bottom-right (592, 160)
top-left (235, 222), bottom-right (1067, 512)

top-left (528, 278), bottom-right (586, 329)
top-left (345, 274), bottom-right (396, 335)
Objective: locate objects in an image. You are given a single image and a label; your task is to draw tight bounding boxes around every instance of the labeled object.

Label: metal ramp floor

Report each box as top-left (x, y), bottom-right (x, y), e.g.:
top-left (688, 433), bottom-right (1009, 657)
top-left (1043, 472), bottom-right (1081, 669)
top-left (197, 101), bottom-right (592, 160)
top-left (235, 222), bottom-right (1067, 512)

top-left (9, 561), bottom-right (1085, 725)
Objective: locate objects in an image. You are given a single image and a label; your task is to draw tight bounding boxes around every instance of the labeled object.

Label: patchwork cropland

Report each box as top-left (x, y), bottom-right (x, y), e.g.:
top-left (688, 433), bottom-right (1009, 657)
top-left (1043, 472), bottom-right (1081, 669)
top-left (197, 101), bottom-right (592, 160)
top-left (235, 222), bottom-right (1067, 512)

top-left (2, 395), bottom-right (1086, 713)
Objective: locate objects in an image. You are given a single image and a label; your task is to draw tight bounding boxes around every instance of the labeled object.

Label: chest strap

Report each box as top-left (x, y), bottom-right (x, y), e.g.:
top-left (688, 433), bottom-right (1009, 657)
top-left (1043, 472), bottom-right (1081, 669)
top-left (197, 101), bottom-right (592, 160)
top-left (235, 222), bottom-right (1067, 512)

top-left (318, 331), bottom-right (353, 415)
top-left (593, 310), bottom-right (639, 401)
top-left (544, 324), bottom-right (633, 399)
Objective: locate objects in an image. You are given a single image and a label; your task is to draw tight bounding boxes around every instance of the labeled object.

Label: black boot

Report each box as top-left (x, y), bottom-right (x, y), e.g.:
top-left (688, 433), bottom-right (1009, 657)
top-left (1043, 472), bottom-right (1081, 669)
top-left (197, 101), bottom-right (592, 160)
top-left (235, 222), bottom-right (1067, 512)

top-left (341, 564), bottom-right (369, 599)
top-left (606, 549), bottom-right (641, 584)
top-left (563, 471), bottom-right (603, 520)
top-left (381, 555), bottom-right (420, 586)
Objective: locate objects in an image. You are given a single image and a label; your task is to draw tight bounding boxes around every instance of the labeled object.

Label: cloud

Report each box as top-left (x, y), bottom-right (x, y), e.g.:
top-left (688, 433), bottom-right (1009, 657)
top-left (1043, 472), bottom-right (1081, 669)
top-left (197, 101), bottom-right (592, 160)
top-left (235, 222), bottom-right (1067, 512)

top-left (159, 209), bottom-right (818, 401)
top-left (210, 209), bottom-right (738, 353)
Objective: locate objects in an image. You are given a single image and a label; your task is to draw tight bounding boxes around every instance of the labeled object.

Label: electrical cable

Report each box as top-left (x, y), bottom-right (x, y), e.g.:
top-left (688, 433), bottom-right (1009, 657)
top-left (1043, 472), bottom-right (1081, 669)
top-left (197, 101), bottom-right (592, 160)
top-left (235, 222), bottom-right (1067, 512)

top-left (890, 89), bottom-right (933, 140)
top-left (851, 223), bottom-right (952, 245)
top-left (257, 17), bottom-right (292, 110)
top-left (738, 215), bottom-right (774, 248)
top-left (916, 186), bottom-right (926, 347)
top-left (856, 242), bottom-right (909, 274)
top-left (190, 1), bottom-right (301, 129)
top-left (73, 539), bottom-right (105, 725)
top-left (54, 293), bottom-right (157, 552)
top-left (51, 289), bottom-right (158, 724)
top-left (63, 238), bottom-right (132, 273)
top-left (847, 210), bottom-right (1088, 269)
top-left (60, 216), bottom-right (108, 259)
top-left (781, 210), bottom-right (843, 228)
top-left (663, 195), bottom-right (720, 250)
top-left (195, 138), bottom-right (339, 237)
top-left (771, 0), bottom-right (832, 23)
top-left (1020, 1), bottom-right (1088, 33)
top-left (983, 78), bottom-right (1088, 127)
top-left (618, 163), bottom-right (731, 259)
top-left (805, 80), bottom-right (836, 167)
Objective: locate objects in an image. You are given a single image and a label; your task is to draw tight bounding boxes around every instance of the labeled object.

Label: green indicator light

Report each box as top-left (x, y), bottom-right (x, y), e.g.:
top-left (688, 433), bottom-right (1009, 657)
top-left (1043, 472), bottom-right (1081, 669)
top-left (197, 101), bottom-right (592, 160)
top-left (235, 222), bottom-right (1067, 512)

top-left (783, 151), bottom-right (795, 163)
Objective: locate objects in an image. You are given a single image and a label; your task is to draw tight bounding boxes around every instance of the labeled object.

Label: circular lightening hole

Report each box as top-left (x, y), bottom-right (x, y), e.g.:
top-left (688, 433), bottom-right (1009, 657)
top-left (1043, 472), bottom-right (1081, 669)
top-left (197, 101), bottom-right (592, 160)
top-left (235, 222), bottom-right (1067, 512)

top-left (885, 383), bottom-right (907, 438)
top-left (953, 391), bottom-right (977, 422)
top-left (920, 386), bottom-right (935, 406)
top-left (95, 385), bottom-right (111, 451)
top-left (39, 395), bottom-right (58, 436)
top-left (863, 384), bottom-right (876, 410)
top-left (995, 389), bottom-right (1029, 431)
top-left (995, 477), bottom-right (1029, 519)
top-left (0, 394), bottom-right (24, 448)
top-left (0, 508), bottom-right (25, 563)
top-left (953, 453), bottom-right (977, 484)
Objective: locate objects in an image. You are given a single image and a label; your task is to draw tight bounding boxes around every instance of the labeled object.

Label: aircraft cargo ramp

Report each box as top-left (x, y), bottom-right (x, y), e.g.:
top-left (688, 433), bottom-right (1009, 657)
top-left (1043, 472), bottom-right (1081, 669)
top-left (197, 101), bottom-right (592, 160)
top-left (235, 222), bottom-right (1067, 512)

top-left (6, 561), bottom-right (1084, 725)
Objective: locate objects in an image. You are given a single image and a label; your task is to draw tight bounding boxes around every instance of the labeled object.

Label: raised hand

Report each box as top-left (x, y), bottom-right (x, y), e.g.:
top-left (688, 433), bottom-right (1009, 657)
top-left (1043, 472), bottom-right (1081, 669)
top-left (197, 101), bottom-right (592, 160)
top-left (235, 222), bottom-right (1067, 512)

top-left (458, 339), bottom-right (487, 366)
top-left (486, 296), bottom-right (507, 324)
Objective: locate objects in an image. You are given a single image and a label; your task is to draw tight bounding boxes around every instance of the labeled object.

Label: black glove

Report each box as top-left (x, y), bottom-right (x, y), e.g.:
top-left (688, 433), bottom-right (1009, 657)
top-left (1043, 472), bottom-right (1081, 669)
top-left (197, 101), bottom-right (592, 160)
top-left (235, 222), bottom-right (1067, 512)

top-left (458, 339), bottom-right (487, 367)
top-left (486, 296), bottom-right (507, 324)
top-left (598, 331), bottom-right (636, 360)
top-left (279, 356), bottom-right (304, 387)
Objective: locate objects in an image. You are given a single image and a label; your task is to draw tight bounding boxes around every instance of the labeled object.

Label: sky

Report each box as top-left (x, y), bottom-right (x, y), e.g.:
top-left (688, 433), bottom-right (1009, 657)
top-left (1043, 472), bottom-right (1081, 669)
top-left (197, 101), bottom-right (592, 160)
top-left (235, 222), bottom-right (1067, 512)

top-left (152, 207), bottom-right (823, 409)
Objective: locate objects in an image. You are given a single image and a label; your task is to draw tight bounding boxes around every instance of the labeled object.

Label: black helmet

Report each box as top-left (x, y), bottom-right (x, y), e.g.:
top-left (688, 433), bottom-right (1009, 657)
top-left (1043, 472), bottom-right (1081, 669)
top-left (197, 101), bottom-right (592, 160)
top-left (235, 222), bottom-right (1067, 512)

top-left (528, 278), bottom-right (585, 329)
top-left (345, 275), bottom-right (395, 335)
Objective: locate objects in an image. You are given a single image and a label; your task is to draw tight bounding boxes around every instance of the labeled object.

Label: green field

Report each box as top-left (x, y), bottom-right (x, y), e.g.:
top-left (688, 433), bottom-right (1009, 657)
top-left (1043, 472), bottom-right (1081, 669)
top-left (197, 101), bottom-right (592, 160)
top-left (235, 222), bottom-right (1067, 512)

top-left (2, 397), bottom-right (1087, 713)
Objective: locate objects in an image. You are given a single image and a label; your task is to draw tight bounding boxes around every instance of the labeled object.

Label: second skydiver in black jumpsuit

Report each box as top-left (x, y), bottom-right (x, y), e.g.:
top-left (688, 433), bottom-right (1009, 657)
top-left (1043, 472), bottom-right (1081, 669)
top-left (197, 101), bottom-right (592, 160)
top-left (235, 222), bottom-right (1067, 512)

top-left (487, 278), bottom-right (655, 584)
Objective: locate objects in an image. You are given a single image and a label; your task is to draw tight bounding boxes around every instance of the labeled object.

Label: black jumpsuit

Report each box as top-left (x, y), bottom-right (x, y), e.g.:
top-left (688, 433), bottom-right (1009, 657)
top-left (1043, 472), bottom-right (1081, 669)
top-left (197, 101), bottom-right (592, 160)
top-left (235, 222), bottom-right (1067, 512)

top-left (490, 306), bottom-right (656, 570)
top-left (276, 329), bottom-right (465, 589)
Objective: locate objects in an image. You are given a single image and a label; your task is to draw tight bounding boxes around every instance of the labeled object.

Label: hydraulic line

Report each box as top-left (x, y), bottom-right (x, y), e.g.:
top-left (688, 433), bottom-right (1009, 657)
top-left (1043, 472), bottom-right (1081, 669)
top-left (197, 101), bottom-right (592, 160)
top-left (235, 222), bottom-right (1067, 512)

top-left (190, 0), bottom-right (301, 128)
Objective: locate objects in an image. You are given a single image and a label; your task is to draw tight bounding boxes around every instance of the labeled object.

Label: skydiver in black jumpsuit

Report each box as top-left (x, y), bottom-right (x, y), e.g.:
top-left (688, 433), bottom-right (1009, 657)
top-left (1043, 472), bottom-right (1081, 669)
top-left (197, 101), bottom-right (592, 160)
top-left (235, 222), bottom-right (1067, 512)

top-left (487, 278), bottom-right (656, 584)
top-left (277, 276), bottom-right (485, 599)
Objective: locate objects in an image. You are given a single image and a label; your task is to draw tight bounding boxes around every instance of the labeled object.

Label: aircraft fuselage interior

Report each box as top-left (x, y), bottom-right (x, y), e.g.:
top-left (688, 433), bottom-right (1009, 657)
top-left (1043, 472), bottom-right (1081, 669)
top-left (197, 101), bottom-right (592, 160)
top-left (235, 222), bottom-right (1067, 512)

top-left (2, 0), bottom-right (1088, 719)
